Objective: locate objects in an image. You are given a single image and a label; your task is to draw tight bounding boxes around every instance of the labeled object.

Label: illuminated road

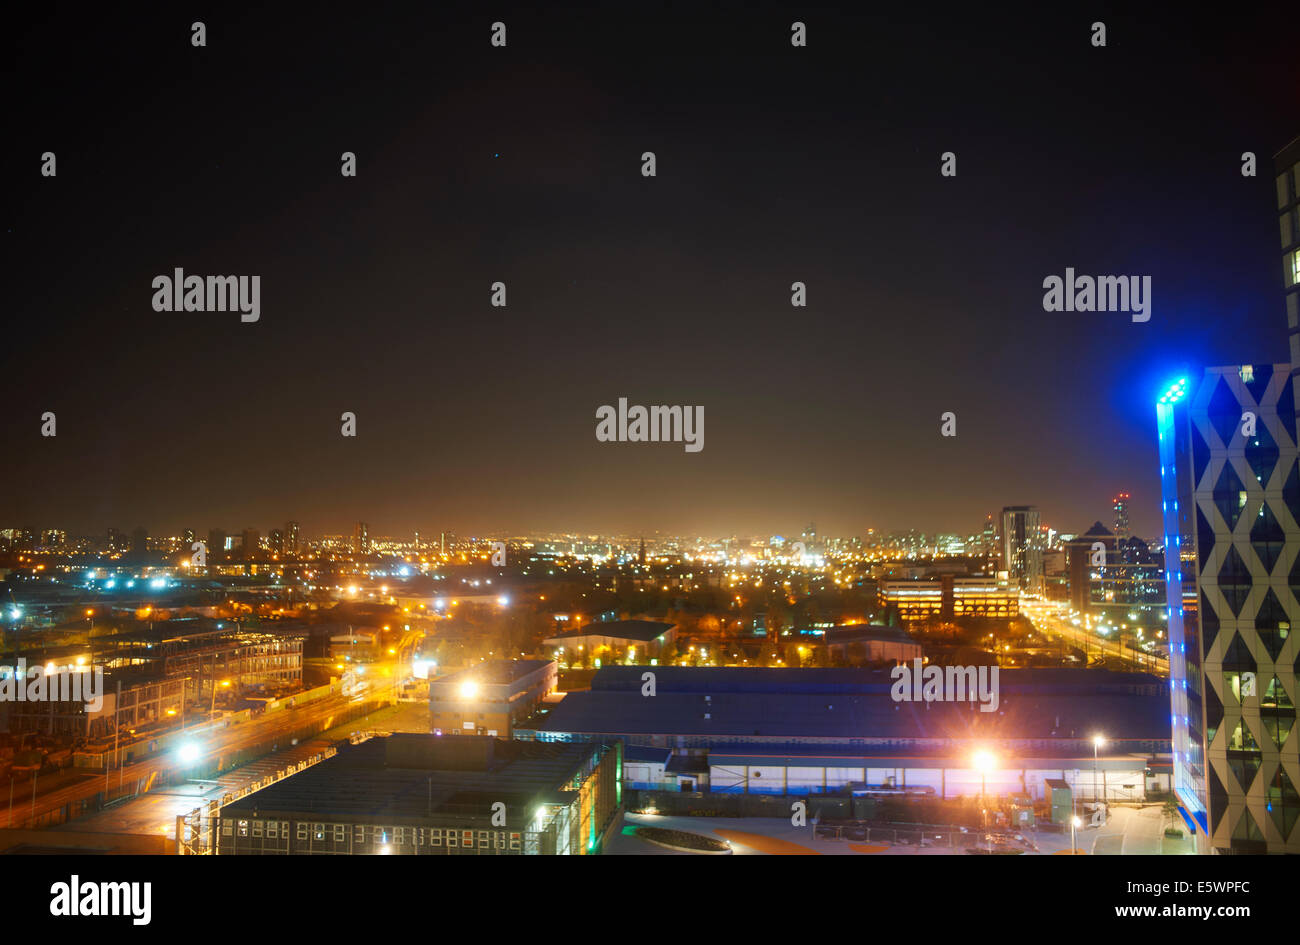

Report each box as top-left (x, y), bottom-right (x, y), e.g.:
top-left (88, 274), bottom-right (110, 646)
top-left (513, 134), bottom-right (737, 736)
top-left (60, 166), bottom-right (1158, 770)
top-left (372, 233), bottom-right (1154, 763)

top-left (49, 700), bottom-right (432, 841)
top-left (1020, 601), bottom-right (1167, 676)
top-left (1, 681), bottom-right (402, 830)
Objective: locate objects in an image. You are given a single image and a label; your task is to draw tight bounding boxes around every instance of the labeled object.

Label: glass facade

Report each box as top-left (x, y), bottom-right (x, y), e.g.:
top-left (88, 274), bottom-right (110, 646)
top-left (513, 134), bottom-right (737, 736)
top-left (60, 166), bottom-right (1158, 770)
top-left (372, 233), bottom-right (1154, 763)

top-left (1158, 365), bottom-right (1300, 853)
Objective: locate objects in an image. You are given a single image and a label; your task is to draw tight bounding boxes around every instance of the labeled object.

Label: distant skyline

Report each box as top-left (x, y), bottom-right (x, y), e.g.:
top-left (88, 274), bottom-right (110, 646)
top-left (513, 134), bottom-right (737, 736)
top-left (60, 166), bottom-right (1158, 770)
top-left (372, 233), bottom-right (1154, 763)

top-left (6, 7), bottom-right (1298, 543)
top-left (14, 501), bottom-right (1139, 544)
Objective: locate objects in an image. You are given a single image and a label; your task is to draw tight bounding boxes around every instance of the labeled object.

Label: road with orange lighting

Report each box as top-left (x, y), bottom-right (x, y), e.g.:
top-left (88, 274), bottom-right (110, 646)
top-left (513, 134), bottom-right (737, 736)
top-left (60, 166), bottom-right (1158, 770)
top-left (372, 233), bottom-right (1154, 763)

top-left (1, 680), bottom-right (403, 830)
top-left (1020, 601), bottom-right (1167, 676)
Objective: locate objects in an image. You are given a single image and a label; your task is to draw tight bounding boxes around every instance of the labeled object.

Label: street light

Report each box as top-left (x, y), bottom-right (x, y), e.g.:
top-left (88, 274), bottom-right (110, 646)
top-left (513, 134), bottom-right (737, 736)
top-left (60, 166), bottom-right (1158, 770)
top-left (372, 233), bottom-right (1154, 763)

top-left (973, 749), bottom-right (996, 854)
top-left (211, 679), bottom-right (230, 720)
top-left (1092, 734), bottom-right (1106, 804)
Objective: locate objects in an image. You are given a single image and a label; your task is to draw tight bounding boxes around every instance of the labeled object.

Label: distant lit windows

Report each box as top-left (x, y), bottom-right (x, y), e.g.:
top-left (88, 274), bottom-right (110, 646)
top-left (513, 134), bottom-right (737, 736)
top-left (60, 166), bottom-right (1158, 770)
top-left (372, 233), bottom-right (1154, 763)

top-left (1283, 206), bottom-right (1300, 248)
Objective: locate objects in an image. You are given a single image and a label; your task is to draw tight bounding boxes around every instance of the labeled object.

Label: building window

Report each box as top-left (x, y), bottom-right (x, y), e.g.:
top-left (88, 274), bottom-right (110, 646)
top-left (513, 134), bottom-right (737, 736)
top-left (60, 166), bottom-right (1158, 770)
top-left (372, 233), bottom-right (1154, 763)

top-left (296, 823), bottom-right (308, 841)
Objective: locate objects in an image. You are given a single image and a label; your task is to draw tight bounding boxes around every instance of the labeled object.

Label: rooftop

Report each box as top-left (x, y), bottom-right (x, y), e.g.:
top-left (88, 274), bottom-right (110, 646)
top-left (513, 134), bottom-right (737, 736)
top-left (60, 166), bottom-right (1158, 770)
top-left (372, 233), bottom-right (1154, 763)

top-left (545, 619), bottom-right (675, 644)
top-left (222, 734), bottom-right (608, 824)
top-left (433, 659), bottom-right (553, 686)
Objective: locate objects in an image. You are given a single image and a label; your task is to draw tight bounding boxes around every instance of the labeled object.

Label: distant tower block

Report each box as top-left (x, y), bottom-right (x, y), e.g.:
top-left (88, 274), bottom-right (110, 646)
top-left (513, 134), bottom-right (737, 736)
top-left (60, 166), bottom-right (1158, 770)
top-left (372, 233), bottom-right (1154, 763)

top-left (1113, 493), bottom-right (1131, 539)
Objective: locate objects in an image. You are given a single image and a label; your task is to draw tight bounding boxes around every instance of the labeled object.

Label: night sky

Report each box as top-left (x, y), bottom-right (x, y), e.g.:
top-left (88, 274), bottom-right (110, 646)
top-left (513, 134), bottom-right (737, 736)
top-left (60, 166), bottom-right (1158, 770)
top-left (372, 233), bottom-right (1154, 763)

top-left (6, 5), bottom-right (1299, 540)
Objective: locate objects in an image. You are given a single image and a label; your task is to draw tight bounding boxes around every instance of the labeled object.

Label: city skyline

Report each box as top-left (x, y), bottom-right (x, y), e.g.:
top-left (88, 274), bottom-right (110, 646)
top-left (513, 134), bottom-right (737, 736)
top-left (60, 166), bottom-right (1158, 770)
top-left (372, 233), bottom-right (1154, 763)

top-left (4, 501), bottom-right (1143, 547)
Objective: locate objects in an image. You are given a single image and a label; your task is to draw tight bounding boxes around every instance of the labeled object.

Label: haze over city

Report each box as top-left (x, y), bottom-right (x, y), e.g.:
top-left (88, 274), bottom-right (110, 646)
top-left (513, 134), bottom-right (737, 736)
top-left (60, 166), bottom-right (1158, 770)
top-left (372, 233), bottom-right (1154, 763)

top-left (7, 8), bottom-right (1298, 539)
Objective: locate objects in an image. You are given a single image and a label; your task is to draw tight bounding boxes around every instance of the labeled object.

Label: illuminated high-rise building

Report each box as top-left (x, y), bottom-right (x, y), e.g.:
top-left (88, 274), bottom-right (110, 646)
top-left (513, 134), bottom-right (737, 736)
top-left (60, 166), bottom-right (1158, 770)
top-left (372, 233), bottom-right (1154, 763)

top-left (354, 521), bottom-right (370, 555)
top-left (1280, 136), bottom-right (1300, 372)
top-left (285, 521), bottom-right (300, 555)
top-left (1113, 492), bottom-right (1131, 539)
top-left (1000, 506), bottom-right (1043, 594)
top-left (1155, 139), bottom-right (1300, 853)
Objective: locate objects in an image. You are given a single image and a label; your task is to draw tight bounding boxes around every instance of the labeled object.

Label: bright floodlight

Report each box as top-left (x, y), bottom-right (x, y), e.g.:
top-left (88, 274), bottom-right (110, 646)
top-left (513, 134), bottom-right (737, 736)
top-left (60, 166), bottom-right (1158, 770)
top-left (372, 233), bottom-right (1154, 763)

top-left (178, 742), bottom-right (201, 764)
top-left (459, 680), bottom-right (479, 699)
top-left (1072, 816), bottom-right (1082, 827)
top-left (972, 749), bottom-right (996, 772)
top-left (1093, 735), bottom-right (1106, 748)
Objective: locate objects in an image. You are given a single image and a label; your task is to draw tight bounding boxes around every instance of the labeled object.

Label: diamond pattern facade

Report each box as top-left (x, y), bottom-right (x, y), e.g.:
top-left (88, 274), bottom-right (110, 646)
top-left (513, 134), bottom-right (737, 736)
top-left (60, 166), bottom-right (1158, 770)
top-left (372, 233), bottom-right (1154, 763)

top-left (1160, 364), bottom-right (1300, 853)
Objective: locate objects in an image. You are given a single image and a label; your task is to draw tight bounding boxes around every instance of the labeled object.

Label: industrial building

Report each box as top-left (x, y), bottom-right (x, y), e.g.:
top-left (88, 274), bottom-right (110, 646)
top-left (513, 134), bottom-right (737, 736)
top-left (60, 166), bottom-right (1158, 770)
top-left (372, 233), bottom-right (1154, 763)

top-left (429, 659), bottom-right (557, 736)
top-left (90, 619), bottom-right (304, 703)
top-left (215, 733), bottom-right (622, 855)
top-left (822, 625), bottom-right (922, 665)
top-left (517, 666), bottom-right (1170, 803)
top-left (543, 619), bottom-right (677, 661)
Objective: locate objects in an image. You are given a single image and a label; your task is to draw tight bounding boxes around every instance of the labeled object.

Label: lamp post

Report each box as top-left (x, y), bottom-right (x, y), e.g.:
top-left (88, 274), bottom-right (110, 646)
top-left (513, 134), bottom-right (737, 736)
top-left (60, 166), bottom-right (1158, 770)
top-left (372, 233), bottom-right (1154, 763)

top-left (974, 749), bottom-right (996, 854)
top-left (1071, 815), bottom-right (1082, 854)
top-left (1092, 734), bottom-right (1106, 804)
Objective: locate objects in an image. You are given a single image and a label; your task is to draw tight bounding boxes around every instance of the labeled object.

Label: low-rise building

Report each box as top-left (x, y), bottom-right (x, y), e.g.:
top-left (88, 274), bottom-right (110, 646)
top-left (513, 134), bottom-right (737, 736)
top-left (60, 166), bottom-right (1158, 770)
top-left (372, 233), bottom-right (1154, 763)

top-left (215, 734), bottom-right (622, 855)
top-left (429, 659), bottom-right (557, 736)
top-left (543, 619), bottom-right (677, 661)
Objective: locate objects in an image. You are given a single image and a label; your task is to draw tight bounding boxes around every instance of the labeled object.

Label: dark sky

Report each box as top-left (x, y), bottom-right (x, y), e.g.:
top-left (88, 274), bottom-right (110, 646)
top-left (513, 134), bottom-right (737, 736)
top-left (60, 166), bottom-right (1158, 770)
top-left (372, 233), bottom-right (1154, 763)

top-left (5, 4), bottom-right (1298, 541)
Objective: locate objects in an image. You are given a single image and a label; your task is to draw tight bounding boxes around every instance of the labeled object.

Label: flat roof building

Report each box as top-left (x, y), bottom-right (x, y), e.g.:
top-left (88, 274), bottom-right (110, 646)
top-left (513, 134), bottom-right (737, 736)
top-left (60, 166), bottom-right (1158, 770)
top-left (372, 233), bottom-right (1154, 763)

top-left (429, 659), bottom-right (557, 737)
top-left (215, 733), bottom-right (622, 855)
top-left (543, 619), bottom-right (677, 661)
top-left (517, 666), bottom-right (1171, 803)
top-left (823, 625), bottom-right (922, 665)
